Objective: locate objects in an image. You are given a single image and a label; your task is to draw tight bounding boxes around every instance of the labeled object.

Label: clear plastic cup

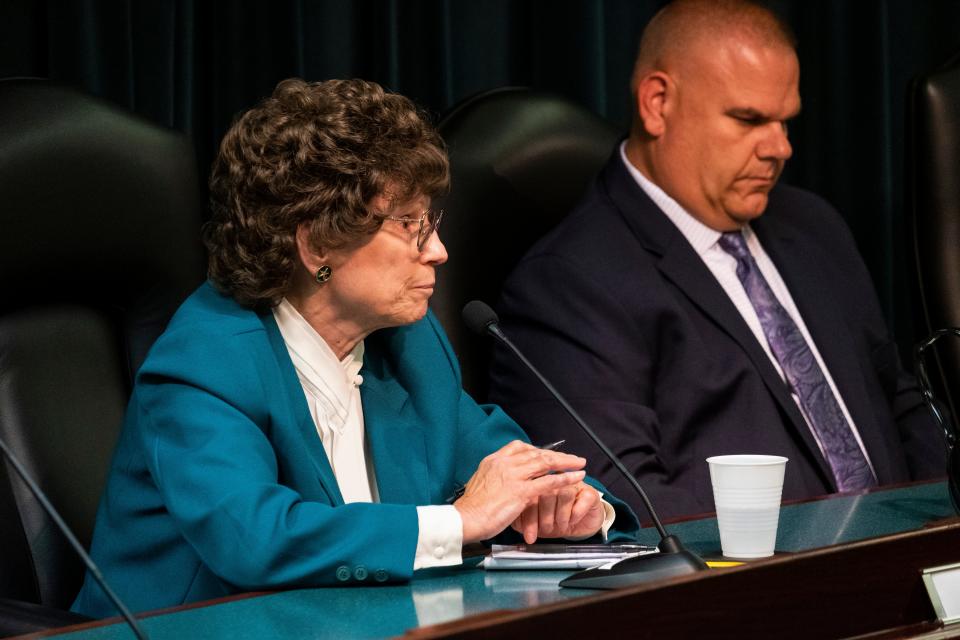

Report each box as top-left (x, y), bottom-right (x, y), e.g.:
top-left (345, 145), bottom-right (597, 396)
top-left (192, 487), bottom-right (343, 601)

top-left (706, 454), bottom-right (788, 559)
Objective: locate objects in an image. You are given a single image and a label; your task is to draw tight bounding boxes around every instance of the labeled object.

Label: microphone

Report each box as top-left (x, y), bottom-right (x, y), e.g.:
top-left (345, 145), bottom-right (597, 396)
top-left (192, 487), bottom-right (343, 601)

top-left (0, 437), bottom-right (149, 639)
top-left (463, 300), bottom-right (707, 589)
top-left (914, 327), bottom-right (960, 513)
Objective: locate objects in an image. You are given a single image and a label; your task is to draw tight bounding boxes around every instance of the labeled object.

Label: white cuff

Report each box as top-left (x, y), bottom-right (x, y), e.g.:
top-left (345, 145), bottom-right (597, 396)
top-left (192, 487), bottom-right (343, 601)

top-left (599, 496), bottom-right (616, 541)
top-left (566, 493), bottom-right (616, 542)
top-left (413, 505), bottom-right (463, 570)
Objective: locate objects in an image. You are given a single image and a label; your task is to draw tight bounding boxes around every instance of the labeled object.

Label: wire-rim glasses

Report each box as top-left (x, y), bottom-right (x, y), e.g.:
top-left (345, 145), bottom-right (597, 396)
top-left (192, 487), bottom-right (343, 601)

top-left (383, 209), bottom-right (444, 251)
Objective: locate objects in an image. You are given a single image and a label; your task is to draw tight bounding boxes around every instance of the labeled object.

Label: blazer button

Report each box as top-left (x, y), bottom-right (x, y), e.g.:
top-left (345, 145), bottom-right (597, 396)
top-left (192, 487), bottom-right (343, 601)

top-left (336, 566), bottom-right (351, 582)
top-left (374, 569), bottom-right (389, 582)
top-left (354, 566), bottom-right (368, 581)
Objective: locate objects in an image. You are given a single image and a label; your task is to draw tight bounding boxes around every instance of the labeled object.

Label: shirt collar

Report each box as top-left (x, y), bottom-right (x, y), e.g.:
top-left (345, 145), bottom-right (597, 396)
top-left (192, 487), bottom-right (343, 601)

top-left (619, 141), bottom-right (724, 256)
top-left (272, 298), bottom-right (365, 426)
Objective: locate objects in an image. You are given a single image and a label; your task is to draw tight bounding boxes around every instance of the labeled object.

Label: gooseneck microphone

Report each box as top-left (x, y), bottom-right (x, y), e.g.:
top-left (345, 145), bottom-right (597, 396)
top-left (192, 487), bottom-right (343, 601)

top-left (0, 437), bottom-right (149, 639)
top-left (463, 300), bottom-right (707, 589)
top-left (914, 327), bottom-right (960, 514)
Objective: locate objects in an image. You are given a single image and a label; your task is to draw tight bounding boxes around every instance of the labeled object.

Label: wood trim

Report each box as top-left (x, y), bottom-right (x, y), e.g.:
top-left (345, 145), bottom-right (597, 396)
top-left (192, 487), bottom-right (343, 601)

top-left (405, 523), bottom-right (960, 639)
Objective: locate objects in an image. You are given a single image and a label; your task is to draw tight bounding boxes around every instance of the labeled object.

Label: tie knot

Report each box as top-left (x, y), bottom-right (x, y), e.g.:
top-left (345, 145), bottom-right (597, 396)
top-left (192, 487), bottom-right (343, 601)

top-left (717, 231), bottom-right (750, 261)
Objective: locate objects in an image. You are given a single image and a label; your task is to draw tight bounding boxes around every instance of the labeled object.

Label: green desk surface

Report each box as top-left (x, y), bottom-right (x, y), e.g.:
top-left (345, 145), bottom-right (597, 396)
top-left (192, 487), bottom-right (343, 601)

top-left (51, 482), bottom-right (954, 640)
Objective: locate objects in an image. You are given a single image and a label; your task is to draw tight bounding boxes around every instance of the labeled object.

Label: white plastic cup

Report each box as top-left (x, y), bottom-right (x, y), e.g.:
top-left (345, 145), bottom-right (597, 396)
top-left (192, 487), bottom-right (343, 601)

top-left (706, 454), bottom-right (788, 559)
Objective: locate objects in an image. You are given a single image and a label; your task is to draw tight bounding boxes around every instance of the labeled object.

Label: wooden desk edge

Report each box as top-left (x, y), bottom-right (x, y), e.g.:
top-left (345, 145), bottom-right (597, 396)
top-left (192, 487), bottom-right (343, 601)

top-left (405, 521), bottom-right (960, 640)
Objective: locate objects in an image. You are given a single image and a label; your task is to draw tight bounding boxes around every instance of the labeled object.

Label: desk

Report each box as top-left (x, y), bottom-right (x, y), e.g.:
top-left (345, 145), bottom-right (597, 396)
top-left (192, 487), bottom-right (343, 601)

top-left (23, 481), bottom-right (959, 639)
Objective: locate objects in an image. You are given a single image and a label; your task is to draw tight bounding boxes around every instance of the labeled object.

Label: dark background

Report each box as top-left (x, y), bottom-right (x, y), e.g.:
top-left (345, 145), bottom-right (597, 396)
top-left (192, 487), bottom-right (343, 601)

top-left (2, 0), bottom-right (959, 359)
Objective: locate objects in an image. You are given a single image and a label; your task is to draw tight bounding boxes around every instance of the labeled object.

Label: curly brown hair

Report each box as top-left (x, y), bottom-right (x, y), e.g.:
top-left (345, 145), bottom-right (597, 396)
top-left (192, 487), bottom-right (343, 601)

top-left (204, 78), bottom-right (449, 310)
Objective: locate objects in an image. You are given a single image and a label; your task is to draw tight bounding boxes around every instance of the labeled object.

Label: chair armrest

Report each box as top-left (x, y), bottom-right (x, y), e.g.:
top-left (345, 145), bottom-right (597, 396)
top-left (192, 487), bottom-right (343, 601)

top-left (0, 597), bottom-right (92, 637)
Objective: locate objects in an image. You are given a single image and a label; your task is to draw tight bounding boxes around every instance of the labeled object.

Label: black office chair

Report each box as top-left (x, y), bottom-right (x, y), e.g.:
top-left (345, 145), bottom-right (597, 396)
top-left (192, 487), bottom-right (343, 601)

top-left (0, 78), bottom-right (205, 634)
top-left (431, 87), bottom-right (622, 401)
top-left (907, 53), bottom-right (960, 426)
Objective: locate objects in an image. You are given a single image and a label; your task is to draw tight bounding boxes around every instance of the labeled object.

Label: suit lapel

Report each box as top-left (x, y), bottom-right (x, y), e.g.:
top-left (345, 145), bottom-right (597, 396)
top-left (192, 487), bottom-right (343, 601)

top-left (655, 235), bottom-right (835, 485)
top-left (360, 364), bottom-right (431, 505)
top-left (655, 236), bottom-right (811, 421)
top-left (600, 156), bottom-right (835, 487)
top-left (262, 312), bottom-right (431, 505)
top-left (754, 218), bottom-right (891, 483)
top-left (261, 312), bottom-right (345, 504)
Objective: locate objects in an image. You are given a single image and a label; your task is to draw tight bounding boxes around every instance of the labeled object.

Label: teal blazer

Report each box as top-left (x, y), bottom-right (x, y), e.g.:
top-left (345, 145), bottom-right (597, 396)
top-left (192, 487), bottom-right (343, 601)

top-left (72, 283), bottom-right (639, 617)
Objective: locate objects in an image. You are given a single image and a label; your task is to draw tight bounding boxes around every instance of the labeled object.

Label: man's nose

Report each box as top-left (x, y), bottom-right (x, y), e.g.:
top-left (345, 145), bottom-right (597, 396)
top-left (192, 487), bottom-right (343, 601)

top-left (757, 122), bottom-right (793, 161)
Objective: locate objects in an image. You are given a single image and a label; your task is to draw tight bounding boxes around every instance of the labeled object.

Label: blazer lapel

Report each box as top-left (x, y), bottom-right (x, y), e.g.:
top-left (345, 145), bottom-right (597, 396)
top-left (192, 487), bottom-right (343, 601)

top-left (359, 362), bottom-right (431, 505)
top-left (600, 157), bottom-right (835, 488)
top-left (754, 218), bottom-right (892, 483)
top-left (260, 312), bottom-right (344, 505)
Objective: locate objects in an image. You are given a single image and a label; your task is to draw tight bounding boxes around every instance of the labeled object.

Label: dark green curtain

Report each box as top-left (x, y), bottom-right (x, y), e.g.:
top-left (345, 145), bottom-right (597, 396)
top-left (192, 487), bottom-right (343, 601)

top-left (3, 0), bottom-right (960, 356)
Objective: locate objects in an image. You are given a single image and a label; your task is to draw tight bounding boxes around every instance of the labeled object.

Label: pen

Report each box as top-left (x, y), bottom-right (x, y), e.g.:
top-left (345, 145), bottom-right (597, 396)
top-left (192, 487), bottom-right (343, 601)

top-left (539, 440), bottom-right (566, 451)
top-left (445, 440), bottom-right (566, 504)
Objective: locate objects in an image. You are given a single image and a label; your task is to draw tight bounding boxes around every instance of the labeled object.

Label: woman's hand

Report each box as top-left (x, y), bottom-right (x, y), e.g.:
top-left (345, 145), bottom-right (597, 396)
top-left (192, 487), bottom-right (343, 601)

top-left (453, 440), bottom-right (588, 544)
top-left (511, 482), bottom-right (605, 543)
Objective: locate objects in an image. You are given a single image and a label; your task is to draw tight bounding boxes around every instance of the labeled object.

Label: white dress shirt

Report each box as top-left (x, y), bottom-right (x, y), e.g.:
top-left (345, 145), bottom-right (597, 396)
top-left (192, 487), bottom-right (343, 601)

top-left (619, 143), bottom-right (875, 474)
top-left (273, 299), bottom-right (462, 569)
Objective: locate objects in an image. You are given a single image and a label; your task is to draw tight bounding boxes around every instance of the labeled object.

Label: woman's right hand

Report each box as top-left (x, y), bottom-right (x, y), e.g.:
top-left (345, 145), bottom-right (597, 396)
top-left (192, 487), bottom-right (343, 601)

top-left (453, 440), bottom-right (587, 544)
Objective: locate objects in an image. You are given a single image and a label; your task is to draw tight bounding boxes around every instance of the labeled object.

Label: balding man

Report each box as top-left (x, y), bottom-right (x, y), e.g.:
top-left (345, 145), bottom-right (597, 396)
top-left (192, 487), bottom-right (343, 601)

top-left (488, 0), bottom-right (945, 521)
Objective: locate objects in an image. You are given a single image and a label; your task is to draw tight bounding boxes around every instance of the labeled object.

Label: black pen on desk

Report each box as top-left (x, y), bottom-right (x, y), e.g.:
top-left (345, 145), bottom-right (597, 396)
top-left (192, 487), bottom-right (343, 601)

top-left (445, 440), bottom-right (566, 504)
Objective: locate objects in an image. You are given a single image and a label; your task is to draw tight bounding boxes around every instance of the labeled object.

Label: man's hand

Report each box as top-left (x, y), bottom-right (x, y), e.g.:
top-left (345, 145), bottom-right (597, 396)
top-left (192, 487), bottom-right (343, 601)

top-left (454, 440), bottom-right (587, 544)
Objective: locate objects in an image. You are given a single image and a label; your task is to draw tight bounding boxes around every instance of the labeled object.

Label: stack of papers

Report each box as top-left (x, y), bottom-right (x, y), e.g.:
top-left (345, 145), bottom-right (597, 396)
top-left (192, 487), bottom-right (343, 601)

top-left (482, 543), bottom-right (657, 570)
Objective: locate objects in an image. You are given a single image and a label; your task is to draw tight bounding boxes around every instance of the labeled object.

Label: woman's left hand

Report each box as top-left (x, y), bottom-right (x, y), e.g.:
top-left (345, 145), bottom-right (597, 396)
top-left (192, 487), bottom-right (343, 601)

top-left (510, 481), bottom-right (605, 544)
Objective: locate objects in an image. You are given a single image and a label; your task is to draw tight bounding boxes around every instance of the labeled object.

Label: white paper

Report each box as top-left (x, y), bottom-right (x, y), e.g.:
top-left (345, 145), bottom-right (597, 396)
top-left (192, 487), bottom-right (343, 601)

top-left (483, 544), bottom-right (657, 571)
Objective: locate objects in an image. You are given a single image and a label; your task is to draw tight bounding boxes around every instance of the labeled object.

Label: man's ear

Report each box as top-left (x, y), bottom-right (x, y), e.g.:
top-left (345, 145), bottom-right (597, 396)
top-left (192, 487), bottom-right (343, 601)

top-left (636, 71), bottom-right (671, 137)
top-left (295, 223), bottom-right (328, 273)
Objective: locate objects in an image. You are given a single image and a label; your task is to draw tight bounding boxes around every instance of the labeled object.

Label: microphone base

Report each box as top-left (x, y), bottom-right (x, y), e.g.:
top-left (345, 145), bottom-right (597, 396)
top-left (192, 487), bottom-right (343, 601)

top-left (559, 535), bottom-right (708, 590)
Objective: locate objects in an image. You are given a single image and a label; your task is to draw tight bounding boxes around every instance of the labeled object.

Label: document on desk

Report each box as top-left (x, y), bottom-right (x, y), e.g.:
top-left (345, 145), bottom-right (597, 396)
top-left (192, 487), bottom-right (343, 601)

top-left (482, 544), bottom-right (657, 570)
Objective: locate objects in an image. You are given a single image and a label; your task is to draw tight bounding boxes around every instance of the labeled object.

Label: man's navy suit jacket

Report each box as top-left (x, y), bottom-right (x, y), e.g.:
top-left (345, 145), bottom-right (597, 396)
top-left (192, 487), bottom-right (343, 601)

top-left (489, 150), bottom-right (946, 521)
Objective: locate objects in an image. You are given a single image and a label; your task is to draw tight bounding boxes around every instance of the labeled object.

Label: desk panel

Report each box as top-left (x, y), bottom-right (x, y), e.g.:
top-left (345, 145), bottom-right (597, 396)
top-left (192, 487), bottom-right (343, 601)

top-left (28, 481), bottom-right (956, 640)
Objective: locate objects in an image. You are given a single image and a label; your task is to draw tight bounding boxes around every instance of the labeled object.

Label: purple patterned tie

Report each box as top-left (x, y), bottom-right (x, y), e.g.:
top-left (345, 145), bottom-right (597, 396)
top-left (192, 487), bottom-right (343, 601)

top-left (717, 231), bottom-right (876, 492)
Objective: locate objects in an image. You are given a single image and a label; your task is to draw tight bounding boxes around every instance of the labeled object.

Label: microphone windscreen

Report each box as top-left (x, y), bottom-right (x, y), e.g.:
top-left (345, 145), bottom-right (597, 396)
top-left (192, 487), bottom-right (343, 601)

top-left (462, 300), bottom-right (499, 335)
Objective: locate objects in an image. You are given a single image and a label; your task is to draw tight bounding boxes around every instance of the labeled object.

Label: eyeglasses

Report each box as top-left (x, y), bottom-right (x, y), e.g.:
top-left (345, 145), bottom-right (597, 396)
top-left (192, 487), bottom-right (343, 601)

top-left (383, 208), bottom-right (444, 252)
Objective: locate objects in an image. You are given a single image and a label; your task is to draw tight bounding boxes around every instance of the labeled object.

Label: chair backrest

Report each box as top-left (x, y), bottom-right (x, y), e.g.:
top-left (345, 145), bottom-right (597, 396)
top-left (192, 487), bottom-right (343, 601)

top-left (0, 78), bottom-right (205, 609)
top-left (432, 88), bottom-right (621, 400)
top-left (907, 53), bottom-right (960, 422)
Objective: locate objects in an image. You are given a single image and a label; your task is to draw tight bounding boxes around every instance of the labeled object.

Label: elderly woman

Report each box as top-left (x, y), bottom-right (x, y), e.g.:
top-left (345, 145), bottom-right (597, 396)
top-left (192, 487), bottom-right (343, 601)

top-left (71, 78), bottom-right (638, 617)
